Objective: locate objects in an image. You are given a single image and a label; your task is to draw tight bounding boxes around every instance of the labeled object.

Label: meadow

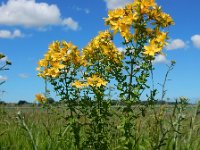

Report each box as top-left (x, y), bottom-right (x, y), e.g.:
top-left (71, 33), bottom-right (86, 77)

top-left (1, 102), bottom-right (200, 150)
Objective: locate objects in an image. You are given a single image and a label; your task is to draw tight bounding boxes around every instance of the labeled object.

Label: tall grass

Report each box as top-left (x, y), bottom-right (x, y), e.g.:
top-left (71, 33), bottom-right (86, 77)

top-left (1, 102), bottom-right (200, 150)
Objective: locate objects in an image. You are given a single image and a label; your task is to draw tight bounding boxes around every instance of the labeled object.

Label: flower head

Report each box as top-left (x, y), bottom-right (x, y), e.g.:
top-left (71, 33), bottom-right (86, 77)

top-left (37, 41), bottom-right (82, 79)
top-left (87, 75), bottom-right (107, 88)
top-left (104, 0), bottom-right (174, 44)
top-left (35, 94), bottom-right (47, 104)
top-left (71, 80), bottom-right (87, 88)
top-left (82, 30), bottom-right (123, 65)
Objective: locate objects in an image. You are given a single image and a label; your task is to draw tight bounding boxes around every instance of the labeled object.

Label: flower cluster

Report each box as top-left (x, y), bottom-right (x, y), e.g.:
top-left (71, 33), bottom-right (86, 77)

top-left (105, 0), bottom-right (174, 56)
top-left (35, 93), bottom-right (47, 104)
top-left (87, 75), bottom-right (107, 88)
top-left (144, 31), bottom-right (167, 56)
top-left (105, 7), bottom-right (135, 42)
top-left (71, 80), bottom-right (87, 89)
top-left (37, 41), bottom-right (82, 78)
top-left (72, 75), bottom-right (107, 89)
top-left (82, 30), bottom-right (123, 65)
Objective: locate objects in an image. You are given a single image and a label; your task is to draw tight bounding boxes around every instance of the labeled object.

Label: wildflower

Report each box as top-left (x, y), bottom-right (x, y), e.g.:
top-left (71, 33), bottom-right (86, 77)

top-left (35, 94), bottom-right (47, 104)
top-left (143, 44), bottom-right (161, 56)
top-left (105, 0), bottom-right (173, 43)
top-left (71, 80), bottom-right (87, 88)
top-left (82, 30), bottom-right (123, 65)
top-left (38, 59), bottom-right (48, 67)
top-left (37, 41), bottom-right (82, 79)
top-left (105, 8), bottom-right (134, 42)
top-left (87, 75), bottom-right (107, 88)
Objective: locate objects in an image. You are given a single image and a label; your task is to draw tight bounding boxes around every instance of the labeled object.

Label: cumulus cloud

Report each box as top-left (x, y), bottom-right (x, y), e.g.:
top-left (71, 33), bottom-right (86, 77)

top-left (0, 75), bottom-right (7, 81)
top-left (0, 0), bottom-right (79, 30)
top-left (62, 18), bottom-right (79, 31)
top-left (191, 34), bottom-right (200, 48)
top-left (18, 73), bottom-right (29, 78)
top-left (153, 54), bottom-right (168, 64)
top-left (0, 29), bottom-right (23, 39)
top-left (166, 39), bottom-right (186, 50)
top-left (104, 0), bottom-right (132, 9)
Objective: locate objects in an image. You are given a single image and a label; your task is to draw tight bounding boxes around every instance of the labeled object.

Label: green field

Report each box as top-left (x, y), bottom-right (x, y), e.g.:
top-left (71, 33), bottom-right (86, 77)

top-left (1, 104), bottom-right (200, 150)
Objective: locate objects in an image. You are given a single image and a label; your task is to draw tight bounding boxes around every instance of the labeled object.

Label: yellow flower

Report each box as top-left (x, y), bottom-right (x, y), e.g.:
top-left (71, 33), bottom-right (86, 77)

top-left (71, 80), bottom-right (87, 88)
top-left (96, 78), bottom-right (107, 87)
top-left (160, 12), bottom-right (174, 27)
top-left (140, 0), bottom-right (156, 14)
top-left (104, 6), bottom-right (135, 42)
top-left (82, 30), bottom-right (123, 65)
top-left (50, 61), bottom-right (65, 69)
top-left (87, 75), bottom-right (107, 88)
top-left (156, 32), bottom-right (167, 42)
top-left (109, 9), bottom-right (124, 18)
top-left (147, 31), bottom-right (167, 50)
top-left (35, 94), bottom-right (47, 103)
top-left (104, 0), bottom-right (173, 44)
top-left (143, 43), bottom-right (162, 56)
top-left (38, 59), bottom-right (48, 67)
top-left (37, 41), bottom-right (81, 79)
top-left (45, 68), bottom-right (60, 78)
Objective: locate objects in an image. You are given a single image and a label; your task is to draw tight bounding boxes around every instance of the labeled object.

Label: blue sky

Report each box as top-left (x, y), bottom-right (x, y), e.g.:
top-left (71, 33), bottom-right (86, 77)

top-left (0, 0), bottom-right (199, 103)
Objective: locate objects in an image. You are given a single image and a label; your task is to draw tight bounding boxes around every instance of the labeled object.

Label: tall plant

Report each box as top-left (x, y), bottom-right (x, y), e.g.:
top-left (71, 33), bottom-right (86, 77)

top-left (36, 0), bottom-right (174, 149)
top-left (79, 31), bottom-right (123, 149)
top-left (104, 0), bottom-right (174, 148)
top-left (36, 41), bottom-right (85, 149)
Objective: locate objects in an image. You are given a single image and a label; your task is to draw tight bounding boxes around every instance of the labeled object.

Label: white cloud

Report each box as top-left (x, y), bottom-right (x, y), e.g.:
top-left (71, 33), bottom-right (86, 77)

top-left (62, 17), bottom-right (79, 31)
top-left (74, 6), bottom-right (90, 14)
top-left (0, 29), bottom-right (23, 39)
top-left (104, 0), bottom-right (132, 9)
top-left (0, 0), bottom-right (60, 27)
top-left (0, 0), bottom-right (79, 30)
top-left (0, 75), bottom-right (7, 81)
top-left (18, 73), bottom-right (29, 78)
top-left (153, 54), bottom-right (168, 64)
top-left (191, 34), bottom-right (200, 48)
top-left (166, 39), bottom-right (186, 50)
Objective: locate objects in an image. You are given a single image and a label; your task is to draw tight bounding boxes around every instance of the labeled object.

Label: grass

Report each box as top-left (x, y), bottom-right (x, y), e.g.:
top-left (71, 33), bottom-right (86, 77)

top-left (0, 104), bottom-right (200, 150)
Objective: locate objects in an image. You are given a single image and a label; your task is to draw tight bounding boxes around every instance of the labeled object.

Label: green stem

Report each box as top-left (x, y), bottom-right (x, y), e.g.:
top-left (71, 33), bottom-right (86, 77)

top-left (128, 55), bottom-right (134, 101)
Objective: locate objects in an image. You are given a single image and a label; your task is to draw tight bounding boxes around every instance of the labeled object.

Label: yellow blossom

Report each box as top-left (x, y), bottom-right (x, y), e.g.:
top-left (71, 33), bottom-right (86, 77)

top-left (45, 68), bottom-right (60, 78)
top-left (87, 75), bottom-right (107, 88)
top-left (37, 41), bottom-right (82, 79)
top-left (105, 0), bottom-right (173, 44)
top-left (82, 30), bottom-right (123, 65)
top-left (71, 80), bottom-right (87, 88)
top-left (140, 0), bottom-right (156, 14)
top-left (38, 59), bottom-right (48, 67)
top-left (35, 94), bottom-right (47, 103)
top-left (143, 42), bottom-right (162, 56)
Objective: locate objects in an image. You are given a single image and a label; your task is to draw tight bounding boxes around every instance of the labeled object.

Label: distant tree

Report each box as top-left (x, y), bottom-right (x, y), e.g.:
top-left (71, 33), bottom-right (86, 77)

top-left (18, 100), bottom-right (29, 105)
top-left (47, 97), bottom-right (55, 104)
top-left (0, 100), bottom-right (6, 105)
